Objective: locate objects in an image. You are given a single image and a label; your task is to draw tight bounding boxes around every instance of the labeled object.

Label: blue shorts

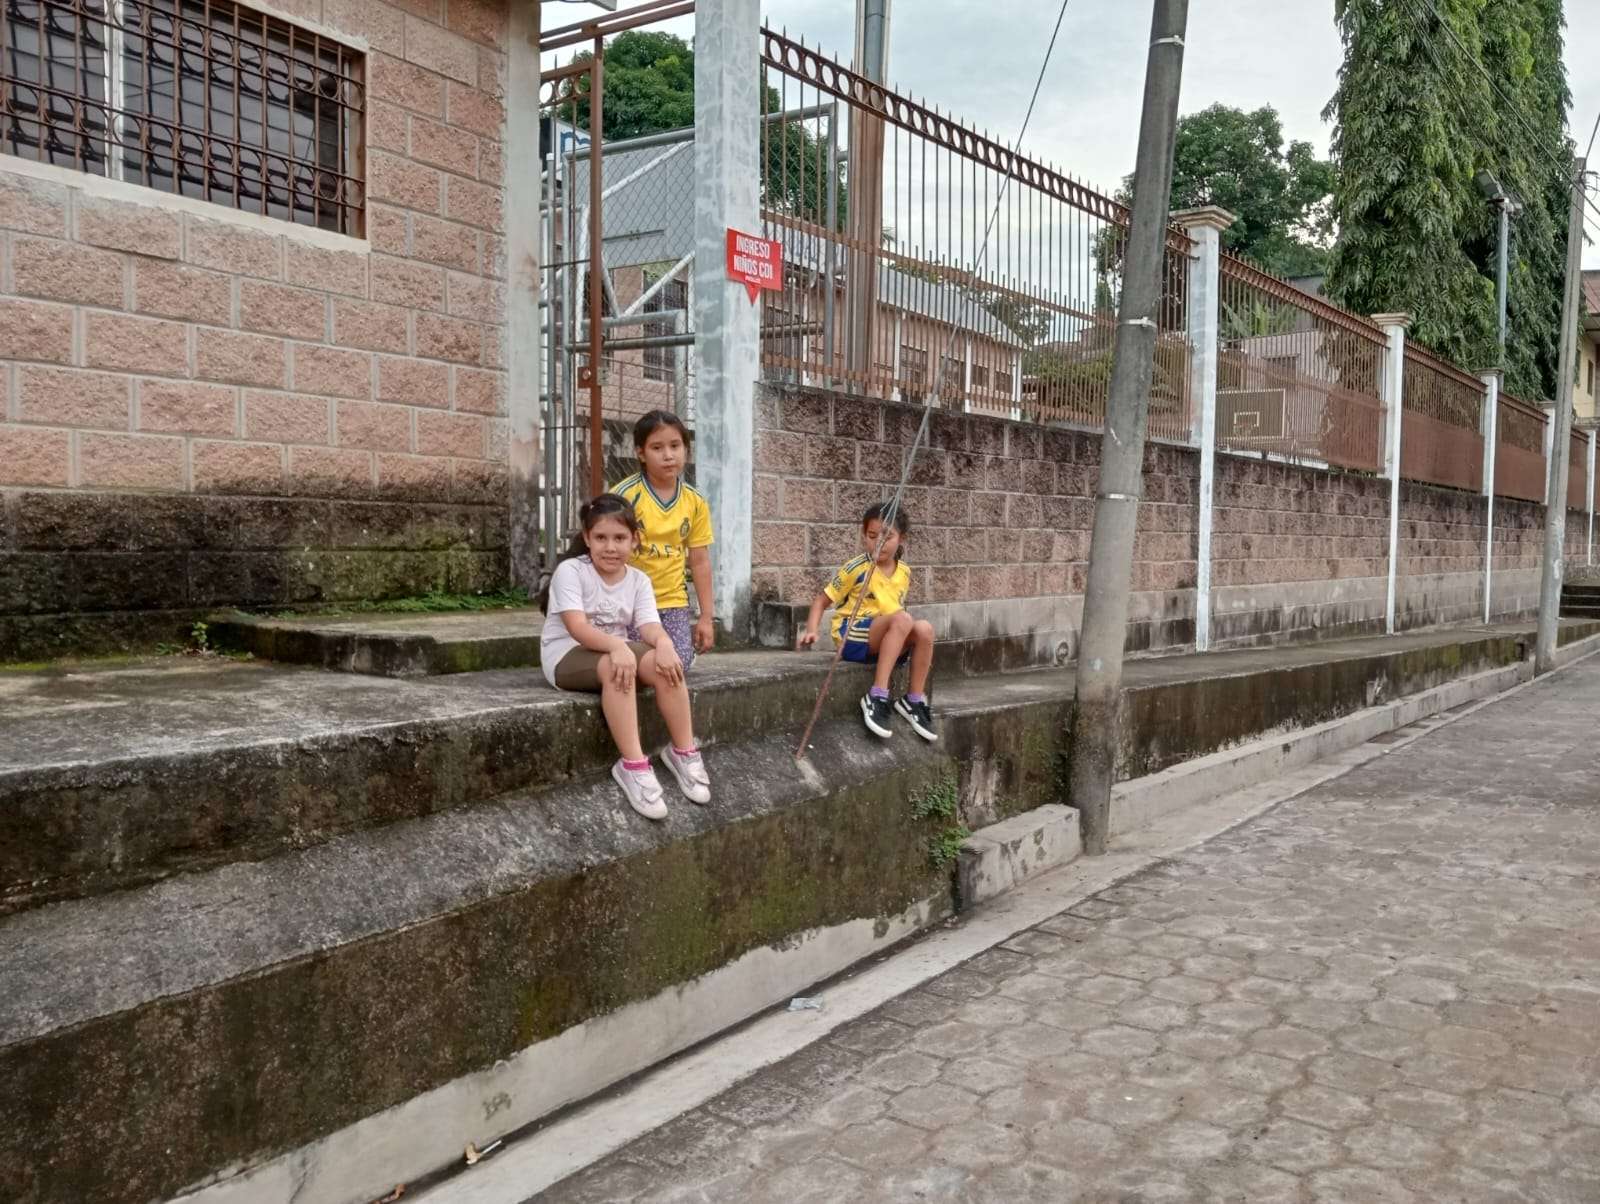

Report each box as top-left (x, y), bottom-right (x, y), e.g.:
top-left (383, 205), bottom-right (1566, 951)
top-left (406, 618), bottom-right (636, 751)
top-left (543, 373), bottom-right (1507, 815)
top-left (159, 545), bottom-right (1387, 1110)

top-left (840, 638), bottom-right (910, 667)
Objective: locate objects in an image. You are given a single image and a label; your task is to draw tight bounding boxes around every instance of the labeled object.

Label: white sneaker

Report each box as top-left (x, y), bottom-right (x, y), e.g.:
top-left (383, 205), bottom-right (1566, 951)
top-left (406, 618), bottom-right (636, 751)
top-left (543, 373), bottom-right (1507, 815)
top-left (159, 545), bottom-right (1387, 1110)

top-left (612, 759), bottom-right (668, 820)
top-left (660, 744), bottom-right (712, 805)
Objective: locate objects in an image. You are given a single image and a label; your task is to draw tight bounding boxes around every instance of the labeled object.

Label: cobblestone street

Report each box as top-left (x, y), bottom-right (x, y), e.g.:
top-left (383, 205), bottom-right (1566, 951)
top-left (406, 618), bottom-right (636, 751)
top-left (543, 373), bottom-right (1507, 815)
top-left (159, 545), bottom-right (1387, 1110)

top-left (541, 659), bottom-right (1600, 1203)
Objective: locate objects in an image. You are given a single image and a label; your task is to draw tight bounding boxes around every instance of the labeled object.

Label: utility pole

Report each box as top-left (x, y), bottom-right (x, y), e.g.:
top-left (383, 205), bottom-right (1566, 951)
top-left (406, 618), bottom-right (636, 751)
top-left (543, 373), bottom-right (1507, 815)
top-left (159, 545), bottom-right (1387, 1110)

top-left (1069, 0), bottom-right (1188, 856)
top-left (1535, 158), bottom-right (1586, 674)
top-left (844, 0), bottom-right (889, 386)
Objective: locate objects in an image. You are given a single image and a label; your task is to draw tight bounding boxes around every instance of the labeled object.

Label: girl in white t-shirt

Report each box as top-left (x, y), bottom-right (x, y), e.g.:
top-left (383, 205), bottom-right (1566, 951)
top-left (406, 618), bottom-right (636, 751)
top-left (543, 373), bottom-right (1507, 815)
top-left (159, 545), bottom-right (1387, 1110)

top-left (539, 494), bottom-right (711, 820)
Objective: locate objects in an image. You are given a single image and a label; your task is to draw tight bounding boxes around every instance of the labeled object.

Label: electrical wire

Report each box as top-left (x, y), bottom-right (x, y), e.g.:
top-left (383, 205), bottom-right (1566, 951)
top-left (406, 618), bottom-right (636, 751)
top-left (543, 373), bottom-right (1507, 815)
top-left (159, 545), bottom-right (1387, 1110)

top-left (792, 0), bottom-right (1077, 759)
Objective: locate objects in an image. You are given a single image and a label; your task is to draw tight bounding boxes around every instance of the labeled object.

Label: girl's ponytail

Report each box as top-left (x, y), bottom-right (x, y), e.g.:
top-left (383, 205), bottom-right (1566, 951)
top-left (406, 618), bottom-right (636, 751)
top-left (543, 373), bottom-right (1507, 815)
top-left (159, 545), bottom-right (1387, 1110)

top-left (537, 493), bottom-right (644, 611)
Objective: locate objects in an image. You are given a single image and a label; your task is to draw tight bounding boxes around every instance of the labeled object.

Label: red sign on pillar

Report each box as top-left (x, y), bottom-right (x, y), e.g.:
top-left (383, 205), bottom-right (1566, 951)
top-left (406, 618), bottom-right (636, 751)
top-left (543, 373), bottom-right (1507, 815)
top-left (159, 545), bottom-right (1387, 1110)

top-left (726, 228), bottom-right (783, 302)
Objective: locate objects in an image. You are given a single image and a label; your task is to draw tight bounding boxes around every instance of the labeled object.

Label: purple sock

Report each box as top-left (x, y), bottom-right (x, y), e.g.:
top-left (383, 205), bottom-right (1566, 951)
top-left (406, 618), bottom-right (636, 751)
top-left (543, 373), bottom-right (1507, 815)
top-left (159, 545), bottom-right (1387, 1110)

top-left (906, 692), bottom-right (926, 705)
top-left (869, 685), bottom-right (890, 700)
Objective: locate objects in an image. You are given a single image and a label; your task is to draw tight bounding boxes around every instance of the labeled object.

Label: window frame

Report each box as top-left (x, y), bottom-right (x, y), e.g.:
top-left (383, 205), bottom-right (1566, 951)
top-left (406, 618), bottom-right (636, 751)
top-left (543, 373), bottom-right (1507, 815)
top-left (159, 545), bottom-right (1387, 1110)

top-left (1, 0), bottom-right (366, 235)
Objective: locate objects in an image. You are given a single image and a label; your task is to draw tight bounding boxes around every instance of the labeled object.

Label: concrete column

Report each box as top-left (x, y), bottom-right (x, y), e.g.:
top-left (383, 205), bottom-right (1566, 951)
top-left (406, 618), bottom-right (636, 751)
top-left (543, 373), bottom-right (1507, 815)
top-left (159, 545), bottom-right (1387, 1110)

top-left (1175, 206), bottom-right (1235, 653)
top-left (505, 0), bottom-right (541, 591)
top-left (1010, 349), bottom-right (1023, 421)
top-left (1585, 422), bottom-right (1597, 566)
top-left (962, 335), bottom-right (973, 415)
top-left (693, 0), bottom-right (761, 637)
top-left (1481, 370), bottom-right (1500, 624)
top-left (1375, 313), bottom-right (1413, 636)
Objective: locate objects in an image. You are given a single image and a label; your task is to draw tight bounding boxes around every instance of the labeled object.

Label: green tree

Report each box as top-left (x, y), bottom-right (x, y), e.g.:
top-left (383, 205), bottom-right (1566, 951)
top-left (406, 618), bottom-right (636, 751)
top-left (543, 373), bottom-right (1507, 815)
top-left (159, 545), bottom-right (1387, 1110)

top-left (560, 31), bottom-right (842, 225)
top-left (1324, 0), bottom-right (1572, 397)
top-left (1095, 104), bottom-right (1334, 281)
top-left (1164, 104), bottom-right (1335, 277)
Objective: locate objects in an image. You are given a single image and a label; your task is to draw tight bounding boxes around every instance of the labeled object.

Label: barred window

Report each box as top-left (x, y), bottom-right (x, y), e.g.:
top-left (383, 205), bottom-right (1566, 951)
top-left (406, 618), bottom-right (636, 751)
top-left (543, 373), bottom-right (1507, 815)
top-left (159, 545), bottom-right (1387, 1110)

top-left (2, 0), bottom-right (364, 233)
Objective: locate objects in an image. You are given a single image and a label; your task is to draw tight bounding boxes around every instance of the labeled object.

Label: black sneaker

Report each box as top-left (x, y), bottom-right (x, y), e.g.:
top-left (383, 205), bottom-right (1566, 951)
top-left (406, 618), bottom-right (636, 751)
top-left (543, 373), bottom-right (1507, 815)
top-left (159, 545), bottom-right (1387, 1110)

top-left (895, 696), bottom-right (938, 742)
top-left (861, 693), bottom-right (894, 738)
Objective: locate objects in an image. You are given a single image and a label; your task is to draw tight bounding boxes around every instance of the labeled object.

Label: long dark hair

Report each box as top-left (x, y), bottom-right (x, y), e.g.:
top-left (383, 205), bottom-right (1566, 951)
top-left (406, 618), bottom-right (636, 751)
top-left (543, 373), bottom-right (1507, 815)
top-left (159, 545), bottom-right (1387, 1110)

top-left (634, 409), bottom-right (691, 450)
top-left (863, 501), bottom-right (911, 562)
top-left (537, 493), bottom-right (643, 611)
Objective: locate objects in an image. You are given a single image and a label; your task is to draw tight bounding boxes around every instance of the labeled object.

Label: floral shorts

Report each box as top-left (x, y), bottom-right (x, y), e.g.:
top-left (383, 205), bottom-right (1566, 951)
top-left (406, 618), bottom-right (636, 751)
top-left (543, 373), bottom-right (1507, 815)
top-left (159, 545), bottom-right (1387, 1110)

top-left (630, 607), bottom-right (696, 670)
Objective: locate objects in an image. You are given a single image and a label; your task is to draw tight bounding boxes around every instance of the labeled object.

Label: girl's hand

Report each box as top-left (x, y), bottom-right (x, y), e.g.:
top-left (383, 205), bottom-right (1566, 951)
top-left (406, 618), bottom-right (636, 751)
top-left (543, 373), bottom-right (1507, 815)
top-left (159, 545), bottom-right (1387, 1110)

top-left (796, 627), bottom-right (818, 650)
top-left (610, 643), bottom-right (638, 693)
top-left (654, 637), bottom-right (685, 687)
top-left (693, 614), bottom-right (715, 654)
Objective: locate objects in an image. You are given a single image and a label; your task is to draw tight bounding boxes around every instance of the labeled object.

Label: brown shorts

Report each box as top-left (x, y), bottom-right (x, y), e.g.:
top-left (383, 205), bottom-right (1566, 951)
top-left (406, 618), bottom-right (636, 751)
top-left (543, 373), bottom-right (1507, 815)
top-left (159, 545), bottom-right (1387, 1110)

top-left (552, 641), bottom-right (653, 692)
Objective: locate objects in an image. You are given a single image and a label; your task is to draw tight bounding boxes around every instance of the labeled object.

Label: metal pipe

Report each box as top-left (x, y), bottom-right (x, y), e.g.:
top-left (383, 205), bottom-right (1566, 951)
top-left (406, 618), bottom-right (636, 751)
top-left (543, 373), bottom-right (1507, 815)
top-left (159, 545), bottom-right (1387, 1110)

top-left (617, 250), bottom-right (693, 317)
top-left (603, 322), bottom-right (821, 353)
top-left (565, 104), bottom-right (836, 164)
top-left (586, 39), bottom-right (605, 499)
top-left (1496, 201), bottom-right (1509, 358)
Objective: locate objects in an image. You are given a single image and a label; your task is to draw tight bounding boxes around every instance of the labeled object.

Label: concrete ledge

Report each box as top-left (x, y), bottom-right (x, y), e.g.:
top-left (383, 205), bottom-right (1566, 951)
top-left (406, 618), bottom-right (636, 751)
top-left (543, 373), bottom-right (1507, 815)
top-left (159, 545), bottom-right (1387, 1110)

top-left (0, 721), bottom-right (964, 1204)
top-left (206, 609), bottom-right (543, 677)
top-left (957, 805), bottom-right (1080, 907)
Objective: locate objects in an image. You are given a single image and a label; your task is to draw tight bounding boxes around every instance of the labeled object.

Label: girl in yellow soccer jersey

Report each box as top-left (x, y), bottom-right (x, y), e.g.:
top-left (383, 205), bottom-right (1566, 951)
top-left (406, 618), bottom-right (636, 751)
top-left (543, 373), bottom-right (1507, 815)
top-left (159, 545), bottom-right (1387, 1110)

top-left (611, 411), bottom-right (715, 669)
top-left (798, 502), bottom-right (938, 742)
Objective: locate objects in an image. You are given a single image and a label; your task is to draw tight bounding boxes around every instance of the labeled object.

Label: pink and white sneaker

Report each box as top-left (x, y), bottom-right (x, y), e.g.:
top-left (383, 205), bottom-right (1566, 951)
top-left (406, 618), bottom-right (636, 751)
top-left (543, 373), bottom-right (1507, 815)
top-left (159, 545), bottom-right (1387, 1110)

top-left (660, 744), bottom-right (712, 805)
top-left (612, 759), bottom-right (668, 820)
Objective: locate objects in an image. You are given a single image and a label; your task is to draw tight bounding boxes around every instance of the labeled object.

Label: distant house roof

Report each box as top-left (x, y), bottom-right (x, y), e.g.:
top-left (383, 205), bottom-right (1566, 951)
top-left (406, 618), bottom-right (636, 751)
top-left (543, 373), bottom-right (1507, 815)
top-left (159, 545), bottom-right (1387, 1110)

top-left (1583, 270), bottom-right (1600, 325)
top-left (1287, 275), bottom-right (1327, 302)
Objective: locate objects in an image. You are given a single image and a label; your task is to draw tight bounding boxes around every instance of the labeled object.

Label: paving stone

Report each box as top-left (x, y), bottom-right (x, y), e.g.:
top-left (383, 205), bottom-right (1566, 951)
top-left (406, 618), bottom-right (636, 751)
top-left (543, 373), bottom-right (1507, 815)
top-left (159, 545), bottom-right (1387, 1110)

top-left (1278, 1084), bottom-right (1372, 1131)
top-left (825, 1116), bottom-right (928, 1169)
top-left (1343, 1120), bottom-right (1446, 1169)
top-left (1244, 1118), bottom-right (1344, 1173)
top-left (857, 1050), bottom-right (943, 1093)
top-left (1309, 1166), bottom-right (1417, 1202)
top-left (749, 1156), bottom-right (866, 1204)
top-left (550, 663), bottom-right (1600, 1203)
top-left (1249, 1024), bottom-right (1331, 1061)
top-left (885, 1082), bottom-right (980, 1131)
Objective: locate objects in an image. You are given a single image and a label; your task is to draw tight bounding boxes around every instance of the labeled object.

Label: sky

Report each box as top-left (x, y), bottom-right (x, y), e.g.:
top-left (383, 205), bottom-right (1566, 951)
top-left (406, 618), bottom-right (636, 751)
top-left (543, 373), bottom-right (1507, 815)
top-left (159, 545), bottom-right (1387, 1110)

top-left (545, 0), bottom-right (1600, 268)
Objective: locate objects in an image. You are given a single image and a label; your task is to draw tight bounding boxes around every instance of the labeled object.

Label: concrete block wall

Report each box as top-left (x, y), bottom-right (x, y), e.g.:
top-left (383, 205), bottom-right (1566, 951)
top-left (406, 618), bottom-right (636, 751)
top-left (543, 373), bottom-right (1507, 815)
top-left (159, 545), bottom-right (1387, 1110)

top-left (0, 0), bottom-right (511, 656)
top-left (751, 385), bottom-right (1200, 659)
top-left (751, 385), bottom-right (1566, 659)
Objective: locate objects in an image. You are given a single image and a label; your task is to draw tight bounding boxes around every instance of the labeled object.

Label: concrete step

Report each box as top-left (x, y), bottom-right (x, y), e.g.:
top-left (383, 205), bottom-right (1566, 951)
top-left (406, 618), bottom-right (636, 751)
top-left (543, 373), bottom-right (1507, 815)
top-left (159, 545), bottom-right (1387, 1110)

top-left (13, 620), bottom-right (1600, 1204)
top-left (206, 608), bottom-right (544, 677)
top-left (1560, 604), bottom-right (1600, 619)
top-left (6, 623), bottom-right (1592, 916)
top-left (0, 708), bottom-right (981, 1204)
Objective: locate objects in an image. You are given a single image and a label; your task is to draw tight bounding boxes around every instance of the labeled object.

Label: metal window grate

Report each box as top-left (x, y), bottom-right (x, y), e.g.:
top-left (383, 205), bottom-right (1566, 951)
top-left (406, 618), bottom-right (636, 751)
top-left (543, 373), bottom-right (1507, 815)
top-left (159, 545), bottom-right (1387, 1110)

top-left (2, 0), bottom-right (364, 233)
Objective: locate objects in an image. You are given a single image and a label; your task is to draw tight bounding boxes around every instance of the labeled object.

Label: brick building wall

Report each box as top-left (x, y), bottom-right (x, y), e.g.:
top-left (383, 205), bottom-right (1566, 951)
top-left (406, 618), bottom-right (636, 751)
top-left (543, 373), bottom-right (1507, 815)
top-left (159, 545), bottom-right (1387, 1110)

top-left (754, 386), bottom-right (1564, 660)
top-left (0, 0), bottom-right (510, 658)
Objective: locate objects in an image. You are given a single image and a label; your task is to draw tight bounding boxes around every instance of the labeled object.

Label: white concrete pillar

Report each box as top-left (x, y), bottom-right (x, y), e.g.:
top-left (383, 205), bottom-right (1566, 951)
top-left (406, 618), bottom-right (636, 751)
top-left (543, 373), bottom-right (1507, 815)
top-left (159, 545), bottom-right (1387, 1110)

top-left (506, 0), bottom-right (541, 590)
top-left (1010, 349), bottom-right (1023, 421)
top-left (1480, 370), bottom-right (1500, 624)
top-left (1587, 423), bottom-right (1597, 566)
top-left (693, 0), bottom-right (761, 636)
top-left (1375, 313), bottom-right (1413, 636)
top-left (962, 335), bottom-right (973, 414)
top-left (1175, 206), bottom-right (1235, 653)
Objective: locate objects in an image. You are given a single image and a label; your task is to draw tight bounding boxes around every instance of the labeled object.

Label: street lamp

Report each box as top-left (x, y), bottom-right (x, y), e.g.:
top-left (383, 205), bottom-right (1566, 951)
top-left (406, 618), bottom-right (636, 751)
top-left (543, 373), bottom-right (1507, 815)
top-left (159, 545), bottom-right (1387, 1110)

top-left (1476, 169), bottom-right (1523, 360)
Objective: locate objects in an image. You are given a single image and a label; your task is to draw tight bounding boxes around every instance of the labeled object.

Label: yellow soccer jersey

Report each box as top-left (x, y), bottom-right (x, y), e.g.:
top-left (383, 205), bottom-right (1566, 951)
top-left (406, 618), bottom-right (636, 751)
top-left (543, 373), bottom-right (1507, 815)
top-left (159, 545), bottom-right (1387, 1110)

top-left (825, 555), bottom-right (912, 645)
top-left (610, 474), bottom-right (713, 610)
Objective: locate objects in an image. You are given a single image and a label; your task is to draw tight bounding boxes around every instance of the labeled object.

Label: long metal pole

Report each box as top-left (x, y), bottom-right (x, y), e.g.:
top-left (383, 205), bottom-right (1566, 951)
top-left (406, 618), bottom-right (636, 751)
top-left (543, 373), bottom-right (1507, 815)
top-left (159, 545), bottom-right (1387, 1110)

top-left (586, 42), bottom-right (606, 499)
top-left (1495, 202), bottom-right (1509, 356)
top-left (1535, 159), bottom-right (1586, 674)
top-left (1069, 0), bottom-right (1188, 856)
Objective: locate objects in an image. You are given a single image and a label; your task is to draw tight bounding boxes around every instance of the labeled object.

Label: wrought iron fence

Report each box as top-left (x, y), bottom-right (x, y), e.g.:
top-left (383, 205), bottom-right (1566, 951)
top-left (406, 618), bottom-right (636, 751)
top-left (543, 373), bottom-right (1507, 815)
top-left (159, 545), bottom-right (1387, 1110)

top-left (1400, 344), bottom-right (1484, 493)
top-left (1496, 392), bottom-right (1548, 504)
top-left (1215, 254), bottom-right (1387, 472)
top-left (756, 26), bottom-right (1193, 442)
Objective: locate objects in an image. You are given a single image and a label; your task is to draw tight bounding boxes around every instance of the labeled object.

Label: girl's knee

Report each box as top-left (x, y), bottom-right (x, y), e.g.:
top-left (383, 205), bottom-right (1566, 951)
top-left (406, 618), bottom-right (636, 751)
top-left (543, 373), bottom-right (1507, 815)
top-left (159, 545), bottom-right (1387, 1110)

top-left (890, 610), bottom-right (914, 631)
top-left (913, 619), bottom-right (934, 640)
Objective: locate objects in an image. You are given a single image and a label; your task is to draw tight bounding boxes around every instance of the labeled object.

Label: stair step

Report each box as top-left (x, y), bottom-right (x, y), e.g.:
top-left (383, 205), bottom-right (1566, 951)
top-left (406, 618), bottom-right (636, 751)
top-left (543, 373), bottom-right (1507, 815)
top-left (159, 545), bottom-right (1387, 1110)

top-left (206, 608), bottom-right (543, 677)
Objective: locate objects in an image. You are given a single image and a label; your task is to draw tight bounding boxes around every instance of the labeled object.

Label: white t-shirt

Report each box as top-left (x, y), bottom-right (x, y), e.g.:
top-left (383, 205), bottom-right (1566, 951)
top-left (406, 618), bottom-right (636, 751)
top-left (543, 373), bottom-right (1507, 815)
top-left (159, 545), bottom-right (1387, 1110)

top-left (541, 556), bottom-right (661, 686)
